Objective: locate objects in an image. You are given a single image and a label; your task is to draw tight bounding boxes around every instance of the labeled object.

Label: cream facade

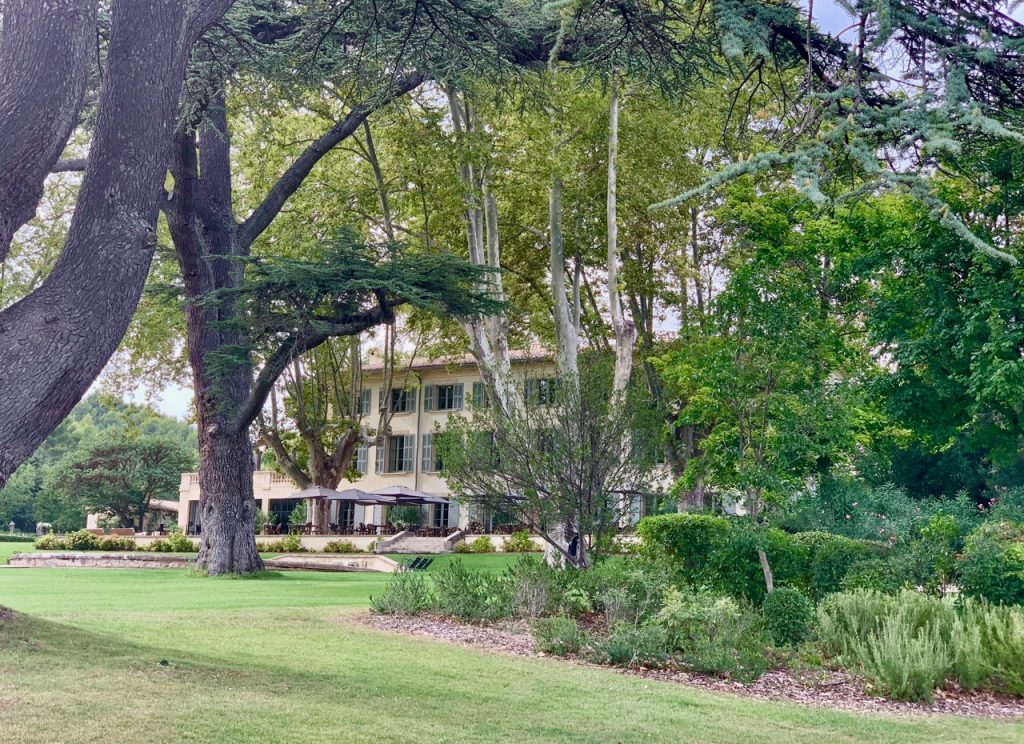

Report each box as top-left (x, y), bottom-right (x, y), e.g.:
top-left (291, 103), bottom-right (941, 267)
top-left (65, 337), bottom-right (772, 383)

top-left (177, 353), bottom-right (666, 534)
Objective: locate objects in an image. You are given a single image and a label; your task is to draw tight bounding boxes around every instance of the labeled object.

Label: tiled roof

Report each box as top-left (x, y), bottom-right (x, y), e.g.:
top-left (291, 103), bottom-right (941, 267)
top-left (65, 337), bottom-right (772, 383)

top-left (362, 343), bottom-right (551, 372)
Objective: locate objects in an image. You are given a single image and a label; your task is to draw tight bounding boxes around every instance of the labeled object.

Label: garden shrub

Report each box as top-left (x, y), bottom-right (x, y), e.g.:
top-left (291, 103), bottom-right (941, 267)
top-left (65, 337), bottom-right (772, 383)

top-left (584, 560), bottom-right (672, 626)
top-left (584, 622), bottom-right (669, 668)
top-left (0, 534), bottom-right (36, 543)
top-left (841, 556), bottom-right (908, 594)
top-left (507, 558), bottom-right (556, 618)
top-left (452, 542), bottom-right (473, 554)
top-left (98, 536), bottom-right (136, 551)
top-left (966, 600), bottom-right (1024, 695)
top-left (469, 536), bottom-right (495, 554)
top-left (433, 560), bottom-right (511, 621)
top-left (636, 513), bottom-right (729, 578)
top-left (64, 530), bottom-right (101, 551)
top-left (323, 540), bottom-right (360, 553)
top-left (534, 616), bottom-right (587, 656)
top-left (33, 534), bottom-right (66, 550)
top-left (790, 531), bottom-right (884, 601)
top-left (761, 587), bottom-right (814, 646)
top-left (259, 533), bottom-right (305, 553)
top-left (369, 571), bottom-right (433, 616)
top-left (654, 587), bottom-right (770, 682)
top-left (816, 590), bottom-right (1024, 700)
top-left (709, 524), bottom-right (804, 605)
top-left (852, 611), bottom-right (951, 701)
top-left (149, 532), bottom-right (198, 553)
top-left (503, 530), bottom-right (538, 553)
top-left (958, 521), bottom-right (1024, 605)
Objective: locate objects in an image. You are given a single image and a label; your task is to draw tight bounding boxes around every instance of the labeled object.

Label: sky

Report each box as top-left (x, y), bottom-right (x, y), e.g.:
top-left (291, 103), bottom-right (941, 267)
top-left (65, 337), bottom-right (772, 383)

top-left (131, 0), bottom-right (1019, 420)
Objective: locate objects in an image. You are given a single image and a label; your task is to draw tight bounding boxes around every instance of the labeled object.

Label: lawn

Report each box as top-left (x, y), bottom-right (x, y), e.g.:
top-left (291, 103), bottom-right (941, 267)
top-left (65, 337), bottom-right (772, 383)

top-left (0, 566), bottom-right (1022, 744)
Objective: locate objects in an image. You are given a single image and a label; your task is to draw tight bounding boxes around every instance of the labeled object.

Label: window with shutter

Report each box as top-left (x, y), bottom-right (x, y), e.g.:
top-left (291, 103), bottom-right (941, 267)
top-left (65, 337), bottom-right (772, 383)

top-left (355, 445), bottom-right (368, 474)
top-left (423, 385), bottom-right (435, 411)
top-left (472, 381), bottom-right (484, 407)
top-left (359, 389), bottom-right (371, 416)
top-left (404, 435), bottom-right (415, 472)
top-left (452, 383), bottom-right (464, 409)
top-left (421, 433), bottom-right (432, 472)
top-left (374, 444), bottom-right (383, 474)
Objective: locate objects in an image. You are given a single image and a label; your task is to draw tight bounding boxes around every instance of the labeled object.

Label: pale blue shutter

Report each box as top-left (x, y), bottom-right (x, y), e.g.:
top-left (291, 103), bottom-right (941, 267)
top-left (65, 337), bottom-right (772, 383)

top-left (404, 435), bottom-right (415, 472)
top-left (452, 383), bottom-right (464, 409)
top-left (356, 445), bottom-right (368, 474)
top-left (421, 434), bottom-right (433, 472)
top-left (472, 382), bottom-right (484, 407)
top-left (423, 385), bottom-right (435, 411)
top-left (375, 443), bottom-right (384, 474)
top-left (359, 390), bottom-right (370, 416)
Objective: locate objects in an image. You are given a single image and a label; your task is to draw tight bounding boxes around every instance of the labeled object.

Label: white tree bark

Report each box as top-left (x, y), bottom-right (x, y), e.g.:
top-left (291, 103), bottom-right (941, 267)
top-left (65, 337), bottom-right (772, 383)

top-left (606, 75), bottom-right (636, 401)
top-left (548, 174), bottom-right (579, 380)
top-left (446, 86), bottom-right (519, 416)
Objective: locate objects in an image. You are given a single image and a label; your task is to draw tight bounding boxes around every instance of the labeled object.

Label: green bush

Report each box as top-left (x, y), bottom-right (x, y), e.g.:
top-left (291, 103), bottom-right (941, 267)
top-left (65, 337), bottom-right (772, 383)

top-left (503, 531), bottom-right (538, 553)
top-left (369, 571), bottom-right (434, 616)
top-left (98, 536), bottom-right (137, 551)
top-left (841, 556), bottom-right (908, 594)
top-left (323, 540), bottom-right (360, 553)
top-left (33, 534), bottom-right (66, 550)
top-left (433, 560), bottom-right (511, 621)
top-left (636, 513), bottom-right (729, 577)
top-left (534, 616), bottom-right (587, 656)
top-left (452, 542), bottom-right (473, 554)
top-left (816, 590), bottom-right (1024, 700)
top-left (761, 588), bottom-right (814, 646)
top-left (654, 587), bottom-right (770, 682)
top-left (584, 560), bottom-right (672, 626)
top-left (259, 533), bottom-right (305, 553)
top-left (148, 532), bottom-right (198, 553)
top-left (709, 524), bottom-right (804, 605)
top-left (469, 536), bottom-right (495, 554)
top-left (852, 611), bottom-right (951, 701)
top-left (64, 530), bottom-right (101, 551)
top-left (506, 558), bottom-right (556, 618)
top-left (584, 622), bottom-right (669, 668)
top-left (790, 531), bottom-right (884, 601)
top-left (965, 600), bottom-right (1024, 695)
top-left (0, 534), bottom-right (36, 543)
top-left (958, 521), bottom-right (1024, 605)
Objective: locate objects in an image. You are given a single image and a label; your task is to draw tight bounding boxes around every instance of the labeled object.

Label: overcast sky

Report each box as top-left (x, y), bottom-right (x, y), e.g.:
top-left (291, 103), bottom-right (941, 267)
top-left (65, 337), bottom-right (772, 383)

top-left (130, 0), bottom-right (1018, 420)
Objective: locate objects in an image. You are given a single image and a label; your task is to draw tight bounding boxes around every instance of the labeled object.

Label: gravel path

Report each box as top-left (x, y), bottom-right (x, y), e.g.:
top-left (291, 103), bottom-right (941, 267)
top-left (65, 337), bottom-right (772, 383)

top-left (360, 613), bottom-right (1024, 720)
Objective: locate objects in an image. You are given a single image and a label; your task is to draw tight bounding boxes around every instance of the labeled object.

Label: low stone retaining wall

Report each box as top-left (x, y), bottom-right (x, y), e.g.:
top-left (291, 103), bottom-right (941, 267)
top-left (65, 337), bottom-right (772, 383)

top-left (265, 554), bottom-right (400, 573)
top-left (8, 552), bottom-right (192, 569)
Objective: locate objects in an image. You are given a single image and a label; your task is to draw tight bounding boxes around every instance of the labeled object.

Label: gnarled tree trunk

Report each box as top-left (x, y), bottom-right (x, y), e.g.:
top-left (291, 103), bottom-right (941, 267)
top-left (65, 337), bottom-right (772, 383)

top-left (0, 0), bottom-right (234, 488)
top-left (0, 0), bottom-right (97, 261)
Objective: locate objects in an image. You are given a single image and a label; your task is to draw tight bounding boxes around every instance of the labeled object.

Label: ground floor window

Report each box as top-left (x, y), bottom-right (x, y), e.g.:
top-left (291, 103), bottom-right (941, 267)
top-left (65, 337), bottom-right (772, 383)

top-left (270, 498), bottom-right (301, 527)
top-left (333, 501), bottom-right (355, 529)
top-left (187, 501), bottom-right (201, 534)
top-left (431, 503), bottom-right (450, 528)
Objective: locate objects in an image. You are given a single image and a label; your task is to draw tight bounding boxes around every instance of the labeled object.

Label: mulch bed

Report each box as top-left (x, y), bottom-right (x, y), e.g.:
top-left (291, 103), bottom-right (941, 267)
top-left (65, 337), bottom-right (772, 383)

top-left (360, 613), bottom-right (1024, 720)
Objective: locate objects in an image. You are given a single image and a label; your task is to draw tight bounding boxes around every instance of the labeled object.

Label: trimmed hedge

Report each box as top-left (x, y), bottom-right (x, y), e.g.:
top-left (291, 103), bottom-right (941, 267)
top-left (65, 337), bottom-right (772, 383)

top-left (637, 514), bottom-right (888, 604)
top-left (0, 534), bottom-right (36, 543)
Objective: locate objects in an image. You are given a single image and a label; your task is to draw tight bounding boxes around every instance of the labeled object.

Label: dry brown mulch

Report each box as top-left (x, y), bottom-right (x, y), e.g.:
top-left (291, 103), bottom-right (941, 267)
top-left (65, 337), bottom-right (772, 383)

top-left (360, 613), bottom-right (1024, 721)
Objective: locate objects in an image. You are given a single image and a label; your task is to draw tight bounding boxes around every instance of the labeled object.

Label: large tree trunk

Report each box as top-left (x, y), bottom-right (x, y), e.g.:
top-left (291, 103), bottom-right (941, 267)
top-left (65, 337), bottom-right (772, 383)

top-left (0, 0), bottom-right (97, 261)
top-left (0, 0), bottom-right (234, 488)
top-left (168, 100), bottom-right (264, 575)
top-left (196, 425), bottom-right (262, 573)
